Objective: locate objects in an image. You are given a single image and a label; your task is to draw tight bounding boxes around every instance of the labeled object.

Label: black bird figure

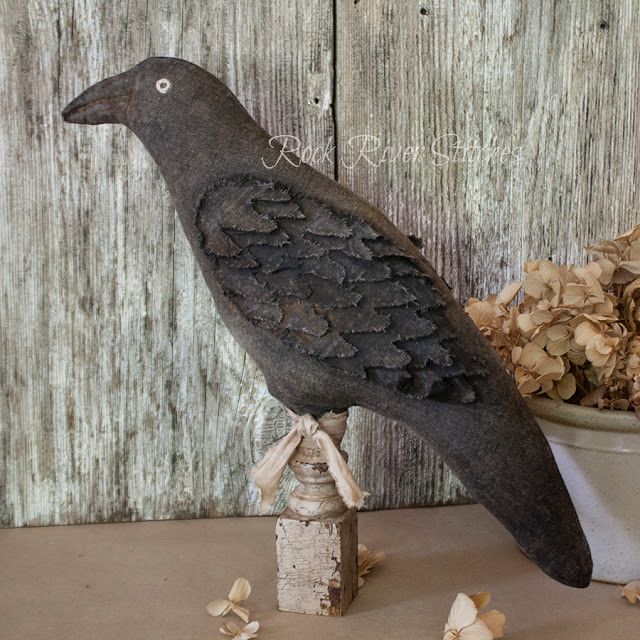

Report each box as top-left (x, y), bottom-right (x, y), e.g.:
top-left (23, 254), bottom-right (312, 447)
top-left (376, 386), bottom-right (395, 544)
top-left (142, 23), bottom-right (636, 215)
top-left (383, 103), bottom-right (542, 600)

top-left (63, 57), bottom-right (592, 588)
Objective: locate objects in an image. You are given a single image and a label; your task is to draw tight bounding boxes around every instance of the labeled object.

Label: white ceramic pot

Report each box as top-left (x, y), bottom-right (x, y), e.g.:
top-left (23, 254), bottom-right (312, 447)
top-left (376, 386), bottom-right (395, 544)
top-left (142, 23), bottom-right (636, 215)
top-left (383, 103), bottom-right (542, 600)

top-left (527, 397), bottom-right (640, 584)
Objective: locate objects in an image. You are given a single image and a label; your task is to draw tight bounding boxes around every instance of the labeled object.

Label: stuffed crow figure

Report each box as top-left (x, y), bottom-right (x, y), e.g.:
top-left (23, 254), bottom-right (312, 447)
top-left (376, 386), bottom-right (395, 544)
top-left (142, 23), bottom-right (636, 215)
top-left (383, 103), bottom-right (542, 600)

top-left (63, 57), bottom-right (592, 588)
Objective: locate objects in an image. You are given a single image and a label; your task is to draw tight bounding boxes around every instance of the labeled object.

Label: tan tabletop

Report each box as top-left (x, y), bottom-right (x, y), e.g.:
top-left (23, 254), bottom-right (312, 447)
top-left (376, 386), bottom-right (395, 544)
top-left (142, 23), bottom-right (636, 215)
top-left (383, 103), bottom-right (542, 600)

top-left (1, 505), bottom-right (637, 639)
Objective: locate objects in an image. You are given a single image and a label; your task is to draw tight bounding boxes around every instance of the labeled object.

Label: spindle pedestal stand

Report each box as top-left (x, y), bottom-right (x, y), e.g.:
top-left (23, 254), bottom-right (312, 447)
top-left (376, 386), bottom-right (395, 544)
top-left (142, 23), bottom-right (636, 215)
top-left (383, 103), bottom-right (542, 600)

top-left (275, 411), bottom-right (358, 616)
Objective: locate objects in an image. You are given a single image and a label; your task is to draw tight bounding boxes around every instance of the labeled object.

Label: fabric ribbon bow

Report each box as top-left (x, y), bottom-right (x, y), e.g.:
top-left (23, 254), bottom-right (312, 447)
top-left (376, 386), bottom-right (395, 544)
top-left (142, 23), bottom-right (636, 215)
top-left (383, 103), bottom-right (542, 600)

top-left (251, 410), bottom-right (368, 512)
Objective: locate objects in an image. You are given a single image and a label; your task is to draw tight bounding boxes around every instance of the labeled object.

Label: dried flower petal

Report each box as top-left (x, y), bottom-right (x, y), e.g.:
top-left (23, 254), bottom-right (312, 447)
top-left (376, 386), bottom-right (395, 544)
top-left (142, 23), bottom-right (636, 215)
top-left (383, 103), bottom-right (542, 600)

top-left (357, 544), bottom-right (385, 588)
top-left (496, 282), bottom-right (522, 305)
top-left (230, 605), bottom-right (250, 624)
top-left (229, 578), bottom-right (252, 603)
top-left (207, 578), bottom-right (252, 623)
top-left (517, 308), bottom-right (553, 336)
top-left (580, 385), bottom-right (607, 406)
top-left (467, 299), bottom-right (500, 328)
top-left (220, 621), bottom-right (260, 640)
top-left (468, 592), bottom-right (491, 610)
top-left (443, 594), bottom-right (492, 640)
top-left (623, 279), bottom-right (640, 330)
top-left (593, 257), bottom-right (616, 285)
top-left (478, 611), bottom-right (506, 639)
top-left (616, 226), bottom-right (640, 243)
top-left (620, 580), bottom-right (640, 604)
top-left (523, 261), bottom-right (562, 304)
top-left (557, 373), bottom-right (576, 400)
top-left (443, 592), bottom-right (505, 640)
top-left (615, 261), bottom-right (640, 284)
top-left (207, 600), bottom-right (234, 617)
top-left (545, 324), bottom-right (573, 356)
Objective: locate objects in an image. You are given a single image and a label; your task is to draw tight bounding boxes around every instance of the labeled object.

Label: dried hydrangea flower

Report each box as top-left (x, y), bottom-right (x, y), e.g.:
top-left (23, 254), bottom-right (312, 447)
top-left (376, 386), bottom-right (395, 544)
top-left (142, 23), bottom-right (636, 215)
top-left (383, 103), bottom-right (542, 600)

top-left (523, 260), bottom-right (563, 305)
top-left (589, 226), bottom-right (640, 286)
top-left (466, 283), bottom-right (523, 367)
top-left (465, 223), bottom-right (640, 412)
top-left (544, 324), bottom-right (573, 356)
top-left (443, 592), bottom-right (506, 640)
top-left (469, 592), bottom-right (506, 638)
top-left (620, 580), bottom-right (640, 604)
top-left (207, 578), bottom-right (252, 623)
top-left (512, 342), bottom-right (565, 395)
top-left (219, 621), bottom-right (260, 640)
top-left (622, 279), bottom-right (640, 330)
top-left (357, 543), bottom-right (385, 588)
top-left (516, 307), bottom-right (554, 336)
top-left (573, 319), bottom-right (624, 378)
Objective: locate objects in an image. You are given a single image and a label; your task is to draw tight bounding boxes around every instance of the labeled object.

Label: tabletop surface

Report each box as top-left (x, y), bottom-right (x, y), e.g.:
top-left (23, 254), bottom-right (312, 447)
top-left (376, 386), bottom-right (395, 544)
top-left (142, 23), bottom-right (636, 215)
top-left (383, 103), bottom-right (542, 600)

top-left (1, 505), bottom-right (637, 639)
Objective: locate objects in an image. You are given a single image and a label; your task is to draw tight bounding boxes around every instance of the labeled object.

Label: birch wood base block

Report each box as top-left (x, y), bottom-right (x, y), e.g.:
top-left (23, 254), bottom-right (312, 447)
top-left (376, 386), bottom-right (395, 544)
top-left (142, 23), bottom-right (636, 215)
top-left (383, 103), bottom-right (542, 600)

top-left (276, 509), bottom-right (358, 616)
top-left (275, 411), bottom-right (358, 615)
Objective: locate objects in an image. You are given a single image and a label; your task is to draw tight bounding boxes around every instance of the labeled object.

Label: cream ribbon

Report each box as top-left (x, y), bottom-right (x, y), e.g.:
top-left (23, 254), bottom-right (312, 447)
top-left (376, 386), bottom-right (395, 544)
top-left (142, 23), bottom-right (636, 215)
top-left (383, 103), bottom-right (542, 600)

top-left (252, 410), bottom-right (369, 513)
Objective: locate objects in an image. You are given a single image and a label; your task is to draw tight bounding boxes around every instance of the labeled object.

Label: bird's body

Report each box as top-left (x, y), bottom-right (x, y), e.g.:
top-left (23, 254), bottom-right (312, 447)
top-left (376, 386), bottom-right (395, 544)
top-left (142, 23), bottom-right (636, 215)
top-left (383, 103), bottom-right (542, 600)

top-left (63, 57), bottom-right (592, 588)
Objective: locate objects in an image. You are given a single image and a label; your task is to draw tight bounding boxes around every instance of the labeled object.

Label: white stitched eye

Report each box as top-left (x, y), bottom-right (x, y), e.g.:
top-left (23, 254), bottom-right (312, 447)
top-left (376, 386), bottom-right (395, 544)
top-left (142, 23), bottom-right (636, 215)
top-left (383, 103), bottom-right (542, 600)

top-left (156, 78), bottom-right (171, 94)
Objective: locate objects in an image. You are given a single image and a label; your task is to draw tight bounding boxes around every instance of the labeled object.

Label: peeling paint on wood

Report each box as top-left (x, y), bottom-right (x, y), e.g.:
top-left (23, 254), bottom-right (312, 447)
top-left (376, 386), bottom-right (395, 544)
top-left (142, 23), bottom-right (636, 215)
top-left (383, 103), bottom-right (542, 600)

top-left (276, 511), bottom-right (358, 616)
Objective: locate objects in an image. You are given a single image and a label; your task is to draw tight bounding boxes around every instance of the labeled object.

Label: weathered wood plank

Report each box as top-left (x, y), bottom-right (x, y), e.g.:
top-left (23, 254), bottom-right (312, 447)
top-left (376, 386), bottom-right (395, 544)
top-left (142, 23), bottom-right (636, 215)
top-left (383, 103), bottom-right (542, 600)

top-left (336, 0), bottom-right (640, 508)
top-left (2, 0), bottom-right (639, 527)
top-left (0, 0), bottom-right (335, 526)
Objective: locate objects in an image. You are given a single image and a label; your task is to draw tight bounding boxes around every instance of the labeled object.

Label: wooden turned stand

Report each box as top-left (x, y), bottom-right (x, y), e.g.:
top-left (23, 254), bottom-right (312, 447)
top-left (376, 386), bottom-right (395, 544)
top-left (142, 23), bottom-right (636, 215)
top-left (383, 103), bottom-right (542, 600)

top-left (275, 411), bottom-right (358, 616)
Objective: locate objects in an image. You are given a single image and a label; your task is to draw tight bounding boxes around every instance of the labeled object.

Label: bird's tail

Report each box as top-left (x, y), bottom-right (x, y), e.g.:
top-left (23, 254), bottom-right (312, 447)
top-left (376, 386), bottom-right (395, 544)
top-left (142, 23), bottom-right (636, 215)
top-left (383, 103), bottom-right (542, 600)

top-left (378, 389), bottom-right (592, 588)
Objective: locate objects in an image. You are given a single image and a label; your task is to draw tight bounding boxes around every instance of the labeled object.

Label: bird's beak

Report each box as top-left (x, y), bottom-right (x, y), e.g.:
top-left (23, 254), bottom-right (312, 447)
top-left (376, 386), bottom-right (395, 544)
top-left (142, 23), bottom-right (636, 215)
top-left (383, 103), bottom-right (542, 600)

top-left (62, 71), bottom-right (132, 125)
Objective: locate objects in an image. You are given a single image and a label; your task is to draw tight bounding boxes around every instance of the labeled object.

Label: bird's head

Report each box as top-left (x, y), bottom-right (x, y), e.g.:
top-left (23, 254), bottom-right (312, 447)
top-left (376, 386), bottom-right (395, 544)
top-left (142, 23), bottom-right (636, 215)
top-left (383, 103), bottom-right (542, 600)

top-left (62, 57), bottom-right (223, 129)
top-left (63, 57), bottom-right (265, 208)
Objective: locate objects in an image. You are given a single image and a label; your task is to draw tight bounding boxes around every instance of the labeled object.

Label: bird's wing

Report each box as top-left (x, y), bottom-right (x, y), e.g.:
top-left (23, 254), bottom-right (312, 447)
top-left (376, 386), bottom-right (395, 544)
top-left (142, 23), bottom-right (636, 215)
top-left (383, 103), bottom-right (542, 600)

top-left (195, 176), bottom-right (478, 404)
top-left (194, 175), bottom-right (592, 589)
